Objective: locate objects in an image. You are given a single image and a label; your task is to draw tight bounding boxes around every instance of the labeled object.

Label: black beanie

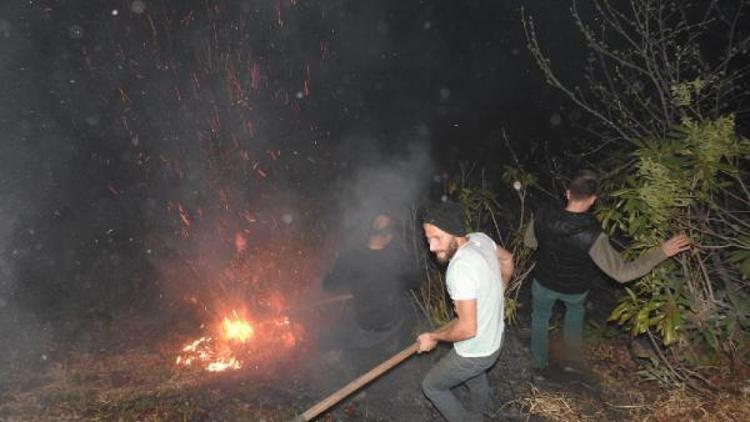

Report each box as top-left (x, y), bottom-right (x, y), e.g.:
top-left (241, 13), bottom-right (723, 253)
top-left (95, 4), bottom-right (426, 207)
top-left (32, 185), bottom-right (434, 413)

top-left (423, 201), bottom-right (466, 236)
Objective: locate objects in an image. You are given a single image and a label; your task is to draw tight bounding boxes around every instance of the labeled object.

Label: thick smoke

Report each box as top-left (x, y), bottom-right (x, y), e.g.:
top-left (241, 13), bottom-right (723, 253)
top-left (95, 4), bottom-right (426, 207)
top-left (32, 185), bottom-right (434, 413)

top-left (0, 1), bottom-right (442, 384)
top-left (1, 2), bottom-right (62, 367)
top-left (329, 132), bottom-right (434, 249)
top-left (0, 1), bottom-right (148, 369)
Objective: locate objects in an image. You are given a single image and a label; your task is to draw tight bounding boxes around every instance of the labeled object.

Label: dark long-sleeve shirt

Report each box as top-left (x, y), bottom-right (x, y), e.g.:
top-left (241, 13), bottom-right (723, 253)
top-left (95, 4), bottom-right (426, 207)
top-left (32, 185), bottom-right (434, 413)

top-left (322, 242), bottom-right (420, 331)
top-left (524, 219), bottom-right (667, 284)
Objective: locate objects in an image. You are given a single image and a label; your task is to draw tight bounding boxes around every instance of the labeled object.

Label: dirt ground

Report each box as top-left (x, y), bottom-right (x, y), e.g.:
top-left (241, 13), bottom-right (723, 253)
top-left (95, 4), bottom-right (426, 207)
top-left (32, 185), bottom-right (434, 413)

top-left (1, 304), bottom-right (749, 421)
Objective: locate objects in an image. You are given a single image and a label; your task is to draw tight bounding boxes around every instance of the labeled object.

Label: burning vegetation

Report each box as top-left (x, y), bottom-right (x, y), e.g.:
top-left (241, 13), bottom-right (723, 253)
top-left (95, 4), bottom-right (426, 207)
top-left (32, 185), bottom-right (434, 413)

top-left (175, 312), bottom-right (296, 372)
top-left (2, 0), bottom-right (338, 412)
top-left (1, 0), bottom-right (750, 421)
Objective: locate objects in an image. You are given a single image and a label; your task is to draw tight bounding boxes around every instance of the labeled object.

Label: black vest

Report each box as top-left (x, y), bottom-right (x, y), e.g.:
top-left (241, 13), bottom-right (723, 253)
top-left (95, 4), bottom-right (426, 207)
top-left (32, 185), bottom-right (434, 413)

top-left (532, 206), bottom-right (602, 294)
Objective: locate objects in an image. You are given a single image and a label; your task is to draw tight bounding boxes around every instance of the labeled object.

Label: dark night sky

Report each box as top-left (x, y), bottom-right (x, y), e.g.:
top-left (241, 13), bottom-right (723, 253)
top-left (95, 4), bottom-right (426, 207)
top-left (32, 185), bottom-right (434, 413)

top-left (309, 0), bottom-right (589, 163)
top-left (0, 0), bottom-right (592, 319)
top-left (1, 0), bottom-right (587, 170)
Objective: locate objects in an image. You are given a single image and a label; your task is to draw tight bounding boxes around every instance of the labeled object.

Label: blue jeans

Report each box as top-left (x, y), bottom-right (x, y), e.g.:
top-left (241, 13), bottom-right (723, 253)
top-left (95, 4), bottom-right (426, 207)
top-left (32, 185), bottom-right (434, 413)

top-left (531, 279), bottom-right (588, 369)
top-left (422, 348), bottom-right (501, 422)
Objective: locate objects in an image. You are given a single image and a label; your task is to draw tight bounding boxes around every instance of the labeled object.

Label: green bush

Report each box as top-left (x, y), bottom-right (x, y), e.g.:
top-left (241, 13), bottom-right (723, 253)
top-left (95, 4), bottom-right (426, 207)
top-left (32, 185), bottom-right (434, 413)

top-left (601, 110), bottom-right (750, 378)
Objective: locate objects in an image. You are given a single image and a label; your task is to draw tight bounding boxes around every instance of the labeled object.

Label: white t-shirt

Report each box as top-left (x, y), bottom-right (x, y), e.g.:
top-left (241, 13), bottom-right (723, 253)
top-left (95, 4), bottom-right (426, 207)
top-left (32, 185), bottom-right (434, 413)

top-left (446, 232), bottom-right (504, 357)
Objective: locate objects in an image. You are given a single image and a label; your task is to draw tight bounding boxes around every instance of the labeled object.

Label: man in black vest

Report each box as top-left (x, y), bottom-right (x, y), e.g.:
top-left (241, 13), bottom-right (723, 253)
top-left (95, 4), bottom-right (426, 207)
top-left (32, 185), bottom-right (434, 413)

top-left (524, 170), bottom-right (690, 382)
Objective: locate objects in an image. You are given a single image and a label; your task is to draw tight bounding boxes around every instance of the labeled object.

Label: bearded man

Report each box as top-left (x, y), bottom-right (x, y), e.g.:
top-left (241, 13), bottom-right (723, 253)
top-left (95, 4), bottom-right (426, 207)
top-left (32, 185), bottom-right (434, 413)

top-left (417, 201), bottom-right (513, 422)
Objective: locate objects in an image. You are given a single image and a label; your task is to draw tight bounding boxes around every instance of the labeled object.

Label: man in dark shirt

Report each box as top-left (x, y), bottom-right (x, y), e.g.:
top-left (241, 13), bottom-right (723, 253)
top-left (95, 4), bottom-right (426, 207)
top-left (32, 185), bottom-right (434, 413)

top-left (320, 212), bottom-right (421, 372)
top-left (524, 170), bottom-right (690, 381)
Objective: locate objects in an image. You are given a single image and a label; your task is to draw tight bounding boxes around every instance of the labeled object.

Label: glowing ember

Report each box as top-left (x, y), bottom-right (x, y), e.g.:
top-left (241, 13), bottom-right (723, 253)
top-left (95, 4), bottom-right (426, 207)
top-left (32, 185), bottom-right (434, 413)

top-left (175, 334), bottom-right (244, 372)
top-left (181, 336), bottom-right (210, 353)
top-left (207, 357), bottom-right (241, 372)
top-left (175, 336), bottom-right (219, 369)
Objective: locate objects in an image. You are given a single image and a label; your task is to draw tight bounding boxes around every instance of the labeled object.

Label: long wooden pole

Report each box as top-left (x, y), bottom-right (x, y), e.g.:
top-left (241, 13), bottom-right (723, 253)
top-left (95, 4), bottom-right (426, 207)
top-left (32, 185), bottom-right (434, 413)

top-left (293, 342), bottom-right (420, 422)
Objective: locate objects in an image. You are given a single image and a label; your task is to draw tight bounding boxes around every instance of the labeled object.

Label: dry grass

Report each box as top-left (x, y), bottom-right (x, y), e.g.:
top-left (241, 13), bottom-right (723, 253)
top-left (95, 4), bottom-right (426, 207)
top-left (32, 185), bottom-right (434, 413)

top-left (638, 388), bottom-right (750, 422)
top-left (513, 375), bottom-right (750, 422)
top-left (0, 315), bottom-right (308, 421)
top-left (2, 344), bottom-right (200, 420)
top-left (510, 335), bottom-right (750, 422)
top-left (518, 385), bottom-right (592, 421)
top-left (4, 315), bottom-right (749, 421)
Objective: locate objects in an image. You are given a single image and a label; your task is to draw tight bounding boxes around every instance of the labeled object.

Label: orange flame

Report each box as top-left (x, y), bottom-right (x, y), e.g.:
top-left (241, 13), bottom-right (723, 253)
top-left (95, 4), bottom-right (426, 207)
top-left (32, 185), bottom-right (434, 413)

top-left (175, 304), bottom-right (304, 373)
top-left (222, 311), bottom-right (254, 343)
top-left (207, 357), bottom-right (241, 372)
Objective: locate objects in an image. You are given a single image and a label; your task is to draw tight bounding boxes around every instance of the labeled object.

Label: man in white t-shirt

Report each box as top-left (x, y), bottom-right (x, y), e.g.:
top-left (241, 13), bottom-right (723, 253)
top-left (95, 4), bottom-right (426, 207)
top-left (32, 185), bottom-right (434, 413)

top-left (418, 201), bottom-right (513, 421)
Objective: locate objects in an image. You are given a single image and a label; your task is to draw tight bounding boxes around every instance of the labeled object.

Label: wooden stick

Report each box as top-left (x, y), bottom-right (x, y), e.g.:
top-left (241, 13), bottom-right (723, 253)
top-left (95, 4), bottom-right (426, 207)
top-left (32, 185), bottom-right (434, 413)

top-left (293, 342), bottom-right (419, 422)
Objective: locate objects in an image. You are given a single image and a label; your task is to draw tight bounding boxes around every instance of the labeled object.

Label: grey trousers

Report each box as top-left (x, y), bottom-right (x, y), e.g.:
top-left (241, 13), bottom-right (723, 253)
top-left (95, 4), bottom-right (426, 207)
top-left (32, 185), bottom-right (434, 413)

top-left (422, 347), bottom-right (501, 422)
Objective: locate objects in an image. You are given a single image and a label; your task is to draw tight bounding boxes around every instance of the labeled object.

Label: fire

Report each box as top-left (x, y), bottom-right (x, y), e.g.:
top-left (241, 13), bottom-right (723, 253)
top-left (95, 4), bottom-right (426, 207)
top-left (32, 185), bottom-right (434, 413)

top-left (175, 308), bottom-right (303, 373)
top-left (174, 311), bottom-right (252, 372)
top-left (222, 312), bottom-right (254, 343)
top-left (175, 336), bottom-right (217, 369)
top-left (207, 357), bottom-right (241, 372)
top-left (170, 235), bottom-right (316, 373)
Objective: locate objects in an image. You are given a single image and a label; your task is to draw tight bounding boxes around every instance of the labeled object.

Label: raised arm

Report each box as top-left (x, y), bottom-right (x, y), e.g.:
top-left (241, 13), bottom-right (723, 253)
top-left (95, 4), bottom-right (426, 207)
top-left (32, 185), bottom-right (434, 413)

top-left (589, 233), bottom-right (690, 283)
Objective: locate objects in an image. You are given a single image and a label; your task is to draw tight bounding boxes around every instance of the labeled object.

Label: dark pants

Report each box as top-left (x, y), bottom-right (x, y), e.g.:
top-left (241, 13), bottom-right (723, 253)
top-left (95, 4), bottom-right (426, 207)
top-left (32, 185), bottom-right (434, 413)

top-left (422, 348), bottom-right (501, 422)
top-left (531, 279), bottom-right (588, 369)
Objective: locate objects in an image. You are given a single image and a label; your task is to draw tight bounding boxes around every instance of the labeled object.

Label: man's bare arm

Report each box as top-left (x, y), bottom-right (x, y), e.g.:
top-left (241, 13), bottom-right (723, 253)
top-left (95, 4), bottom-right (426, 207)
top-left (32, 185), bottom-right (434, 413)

top-left (496, 246), bottom-right (514, 291)
top-left (417, 299), bottom-right (476, 352)
top-left (432, 299), bottom-right (477, 341)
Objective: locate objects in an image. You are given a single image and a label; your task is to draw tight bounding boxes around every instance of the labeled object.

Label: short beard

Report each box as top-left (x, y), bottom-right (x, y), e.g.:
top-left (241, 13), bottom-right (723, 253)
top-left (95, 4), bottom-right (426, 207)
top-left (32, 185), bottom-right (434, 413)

top-left (436, 237), bottom-right (459, 264)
